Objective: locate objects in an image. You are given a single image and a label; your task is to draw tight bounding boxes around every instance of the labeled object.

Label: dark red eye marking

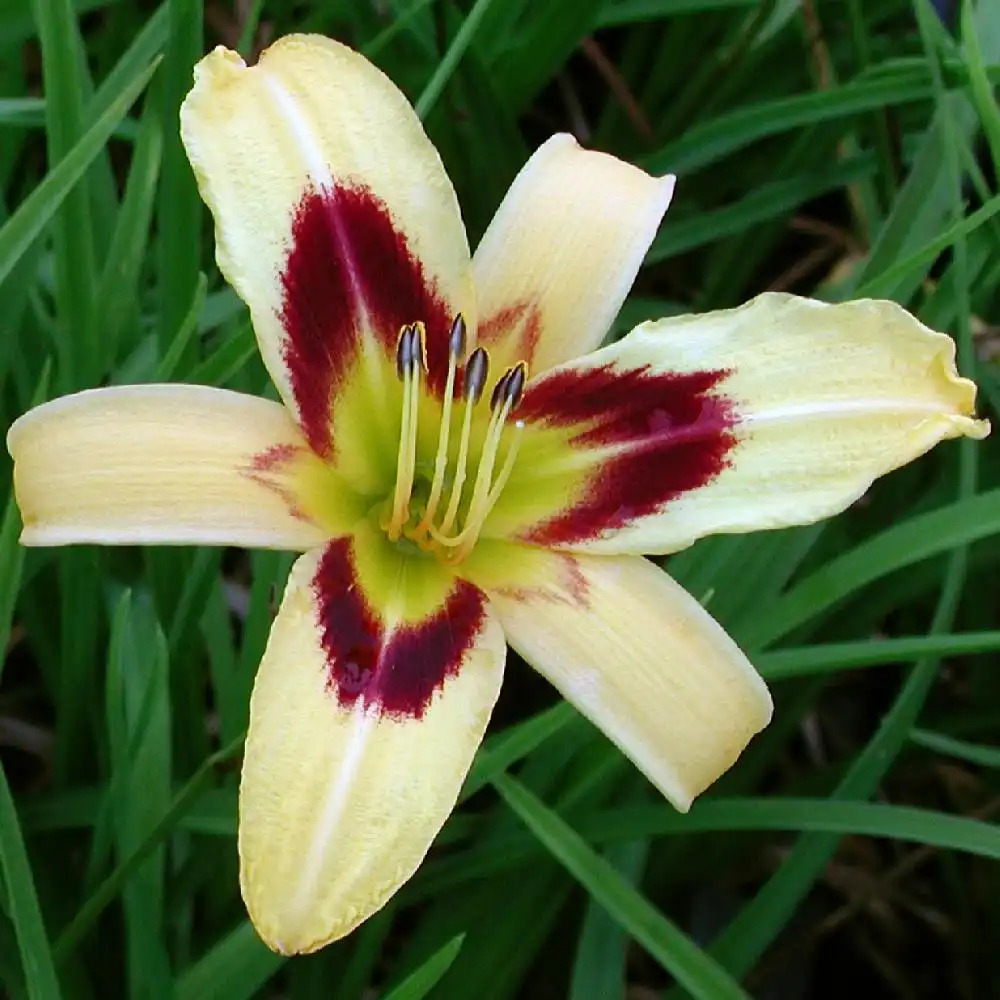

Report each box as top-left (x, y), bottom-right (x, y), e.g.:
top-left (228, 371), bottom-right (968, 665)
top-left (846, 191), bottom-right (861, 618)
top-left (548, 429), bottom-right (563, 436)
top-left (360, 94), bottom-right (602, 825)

top-left (280, 184), bottom-right (453, 458)
top-left (313, 538), bottom-right (486, 719)
top-left (478, 300), bottom-right (542, 366)
top-left (516, 364), bottom-right (738, 546)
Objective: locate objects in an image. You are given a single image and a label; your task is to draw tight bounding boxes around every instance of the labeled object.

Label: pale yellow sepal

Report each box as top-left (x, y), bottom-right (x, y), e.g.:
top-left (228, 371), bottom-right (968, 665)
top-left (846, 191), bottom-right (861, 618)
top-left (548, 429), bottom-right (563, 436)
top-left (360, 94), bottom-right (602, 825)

top-left (7, 385), bottom-right (327, 550)
top-left (479, 544), bottom-right (772, 811)
top-left (513, 293), bottom-right (987, 555)
top-left (240, 546), bottom-right (506, 954)
top-left (180, 34), bottom-right (474, 420)
top-left (474, 133), bottom-right (675, 375)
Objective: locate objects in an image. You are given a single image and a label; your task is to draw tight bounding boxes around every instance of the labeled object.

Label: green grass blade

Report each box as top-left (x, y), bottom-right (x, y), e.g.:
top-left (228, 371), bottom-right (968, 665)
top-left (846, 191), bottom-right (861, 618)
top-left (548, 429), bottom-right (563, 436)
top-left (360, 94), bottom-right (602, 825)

top-left (582, 799), bottom-right (1000, 860)
top-left (461, 702), bottom-right (578, 802)
top-left (185, 322), bottom-right (257, 386)
top-left (105, 591), bottom-right (172, 999)
top-left (0, 98), bottom-right (46, 122)
top-left (53, 732), bottom-right (244, 963)
top-left (381, 934), bottom-right (466, 1000)
top-left (910, 729), bottom-right (1000, 769)
top-left (84, 4), bottom-right (170, 124)
top-left (89, 84), bottom-right (164, 372)
top-left (175, 922), bottom-right (283, 1000)
top-left (570, 837), bottom-right (649, 1000)
top-left (236, 0), bottom-right (265, 57)
top-left (597, 0), bottom-right (758, 27)
top-left (757, 631), bottom-right (1000, 679)
top-left (648, 155), bottom-right (876, 262)
top-left (157, 271), bottom-right (207, 379)
top-left (157, 0), bottom-right (202, 359)
top-left (856, 190), bottom-right (1000, 298)
top-left (415, 0), bottom-right (501, 119)
top-left (644, 68), bottom-right (934, 175)
top-left (0, 763), bottom-right (62, 1000)
top-left (961, 0), bottom-right (1000, 175)
top-left (743, 489), bottom-right (1000, 651)
top-left (489, 0), bottom-right (606, 112)
top-left (30, 0), bottom-right (97, 371)
top-left (0, 493), bottom-right (27, 687)
top-left (494, 773), bottom-right (751, 999)
top-left (0, 57), bottom-right (160, 290)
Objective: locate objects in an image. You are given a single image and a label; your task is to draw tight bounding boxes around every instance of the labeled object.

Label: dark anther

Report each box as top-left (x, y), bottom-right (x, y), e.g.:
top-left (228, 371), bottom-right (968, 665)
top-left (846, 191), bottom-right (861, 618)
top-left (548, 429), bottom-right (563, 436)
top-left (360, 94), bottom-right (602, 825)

top-left (489, 368), bottom-right (512, 412)
top-left (491, 363), bottom-right (527, 412)
top-left (448, 314), bottom-right (467, 360)
top-left (414, 321), bottom-right (429, 372)
top-left (505, 363), bottom-right (527, 410)
top-left (395, 324), bottom-right (417, 379)
top-left (463, 347), bottom-right (489, 403)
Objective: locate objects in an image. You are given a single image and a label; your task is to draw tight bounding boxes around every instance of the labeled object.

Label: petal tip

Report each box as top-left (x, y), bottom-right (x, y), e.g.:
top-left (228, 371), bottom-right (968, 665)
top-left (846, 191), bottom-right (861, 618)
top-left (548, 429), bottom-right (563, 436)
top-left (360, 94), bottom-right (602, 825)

top-left (17, 526), bottom-right (41, 547)
top-left (669, 791), bottom-right (694, 814)
top-left (542, 131), bottom-right (580, 152)
top-left (658, 171), bottom-right (677, 207)
top-left (922, 326), bottom-right (991, 442)
top-left (241, 872), bottom-right (361, 956)
top-left (648, 633), bottom-right (773, 813)
top-left (192, 44), bottom-right (246, 85)
top-left (967, 417), bottom-right (991, 440)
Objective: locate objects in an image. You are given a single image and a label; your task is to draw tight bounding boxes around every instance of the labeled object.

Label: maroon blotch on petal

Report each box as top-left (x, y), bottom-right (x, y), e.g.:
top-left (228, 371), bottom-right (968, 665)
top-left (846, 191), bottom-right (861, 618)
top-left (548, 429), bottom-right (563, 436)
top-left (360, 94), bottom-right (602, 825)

top-left (313, 538), bottom-right (485, 719)
top-left (478, 300), bottom-right (542, 367)
top-left (280, 184), bottom-right (453, 457)
top-left (377, 581), bottom-right (484, 717)
top-left (517, 364), bottom-right (739, 545)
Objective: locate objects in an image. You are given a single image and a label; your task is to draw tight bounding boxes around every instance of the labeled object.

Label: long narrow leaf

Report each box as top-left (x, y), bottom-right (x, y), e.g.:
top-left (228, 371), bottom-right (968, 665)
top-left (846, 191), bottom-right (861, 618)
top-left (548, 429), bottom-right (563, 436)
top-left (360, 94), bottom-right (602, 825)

top-left (494, 774), bottom-right (751, 1000)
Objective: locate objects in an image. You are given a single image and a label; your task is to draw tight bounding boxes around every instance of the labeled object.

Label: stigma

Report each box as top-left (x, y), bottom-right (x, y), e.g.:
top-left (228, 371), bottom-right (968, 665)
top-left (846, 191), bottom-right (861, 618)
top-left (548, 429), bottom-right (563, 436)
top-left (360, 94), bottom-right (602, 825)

top-left (383, 316), bottom-right (525, 563)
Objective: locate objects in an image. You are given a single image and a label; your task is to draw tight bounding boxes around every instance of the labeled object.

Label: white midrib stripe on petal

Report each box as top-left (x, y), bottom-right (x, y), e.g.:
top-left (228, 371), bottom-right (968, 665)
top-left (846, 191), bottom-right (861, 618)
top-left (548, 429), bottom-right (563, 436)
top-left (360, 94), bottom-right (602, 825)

top-left (519, 397), bottom-right (956, 485)
top-left (259, 71), bottom-right (374, 335)
top-left (592, 397), bottom-right (955, 458)
top-left (738, 397), bottom-right (954, 427)
top-left (289, 700), bottom-right (376, 925)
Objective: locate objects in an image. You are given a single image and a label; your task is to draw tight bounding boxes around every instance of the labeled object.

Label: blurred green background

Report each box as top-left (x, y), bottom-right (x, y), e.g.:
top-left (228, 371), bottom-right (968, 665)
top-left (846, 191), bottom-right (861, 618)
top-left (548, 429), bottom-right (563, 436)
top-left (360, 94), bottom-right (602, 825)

top-left (2, 0), bottom-right (1000, 997)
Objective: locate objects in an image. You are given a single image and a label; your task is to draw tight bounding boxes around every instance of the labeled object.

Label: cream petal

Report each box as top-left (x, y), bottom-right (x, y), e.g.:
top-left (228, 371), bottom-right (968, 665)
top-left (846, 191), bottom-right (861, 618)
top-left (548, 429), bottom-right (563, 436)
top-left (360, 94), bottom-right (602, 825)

top-left (180, 35), bottom-right (474, 457)
top-left (240, 535), bottom-right (505, 954)
top-left (7, 384), bottom-right (331, 549)
top-left (476, 544), bottom-right (771, 811)
top-left (488, 293), bottom-right (987, 553)
top-left (473, 133), bottom-right (674, 375)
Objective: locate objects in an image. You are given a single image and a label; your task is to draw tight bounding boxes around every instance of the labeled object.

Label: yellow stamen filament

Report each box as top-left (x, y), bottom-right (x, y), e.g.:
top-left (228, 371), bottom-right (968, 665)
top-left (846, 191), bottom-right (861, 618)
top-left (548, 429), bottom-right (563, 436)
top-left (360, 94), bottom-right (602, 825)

top-left (386, 324), bottom-right (423, 540)
top-left (386, 322), bottom-right (525, 563)
top-left (452, 419), bottom-right (523, 562)
top-left (428, 402), bottom-right (524, 562)
top-left (437, 394), bottom-right (475, 536)
top-left (414, 316), bottom-right (465, 534)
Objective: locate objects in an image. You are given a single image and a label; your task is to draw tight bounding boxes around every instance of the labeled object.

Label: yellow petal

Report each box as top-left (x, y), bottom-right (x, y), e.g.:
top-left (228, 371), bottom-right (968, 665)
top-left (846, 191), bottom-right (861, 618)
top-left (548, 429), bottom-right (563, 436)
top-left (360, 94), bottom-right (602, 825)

top-left (240, 531), bottom-right (505, 954)
top-left (473, 133), bottom-right (674, 375)
top-left (489, 293), bottom-right (987, 553)
top-left (180, 35), bottom-right (474, 457)
top-left (7, 385), bottom-right (333, 549)
top-left (472, 544), bottom-right (771, 811)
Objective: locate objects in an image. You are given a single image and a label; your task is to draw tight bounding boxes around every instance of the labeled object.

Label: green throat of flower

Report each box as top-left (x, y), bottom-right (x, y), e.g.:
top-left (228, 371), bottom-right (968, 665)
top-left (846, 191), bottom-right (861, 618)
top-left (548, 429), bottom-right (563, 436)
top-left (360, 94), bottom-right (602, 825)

top-left (380, 316), bottom-right (526, 565)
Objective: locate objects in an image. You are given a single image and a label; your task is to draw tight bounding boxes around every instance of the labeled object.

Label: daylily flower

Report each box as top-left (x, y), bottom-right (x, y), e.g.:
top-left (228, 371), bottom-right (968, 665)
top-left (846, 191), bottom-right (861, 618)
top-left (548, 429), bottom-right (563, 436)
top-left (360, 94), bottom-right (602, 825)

top-left (7, 34), bottom-right (986, 955)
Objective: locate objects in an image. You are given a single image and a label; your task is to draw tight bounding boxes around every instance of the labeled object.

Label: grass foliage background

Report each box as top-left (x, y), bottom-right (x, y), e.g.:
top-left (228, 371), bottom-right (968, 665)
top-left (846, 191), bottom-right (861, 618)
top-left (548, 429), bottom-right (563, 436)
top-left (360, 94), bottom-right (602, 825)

top-left (2, 0), bottom-right (1000, 997)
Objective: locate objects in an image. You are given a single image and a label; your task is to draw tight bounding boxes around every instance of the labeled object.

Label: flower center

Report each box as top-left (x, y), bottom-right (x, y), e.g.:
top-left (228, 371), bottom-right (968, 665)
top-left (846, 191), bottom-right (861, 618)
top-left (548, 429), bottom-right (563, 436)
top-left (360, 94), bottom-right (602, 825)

top-left (381, 316), bottom-right (525, 564)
